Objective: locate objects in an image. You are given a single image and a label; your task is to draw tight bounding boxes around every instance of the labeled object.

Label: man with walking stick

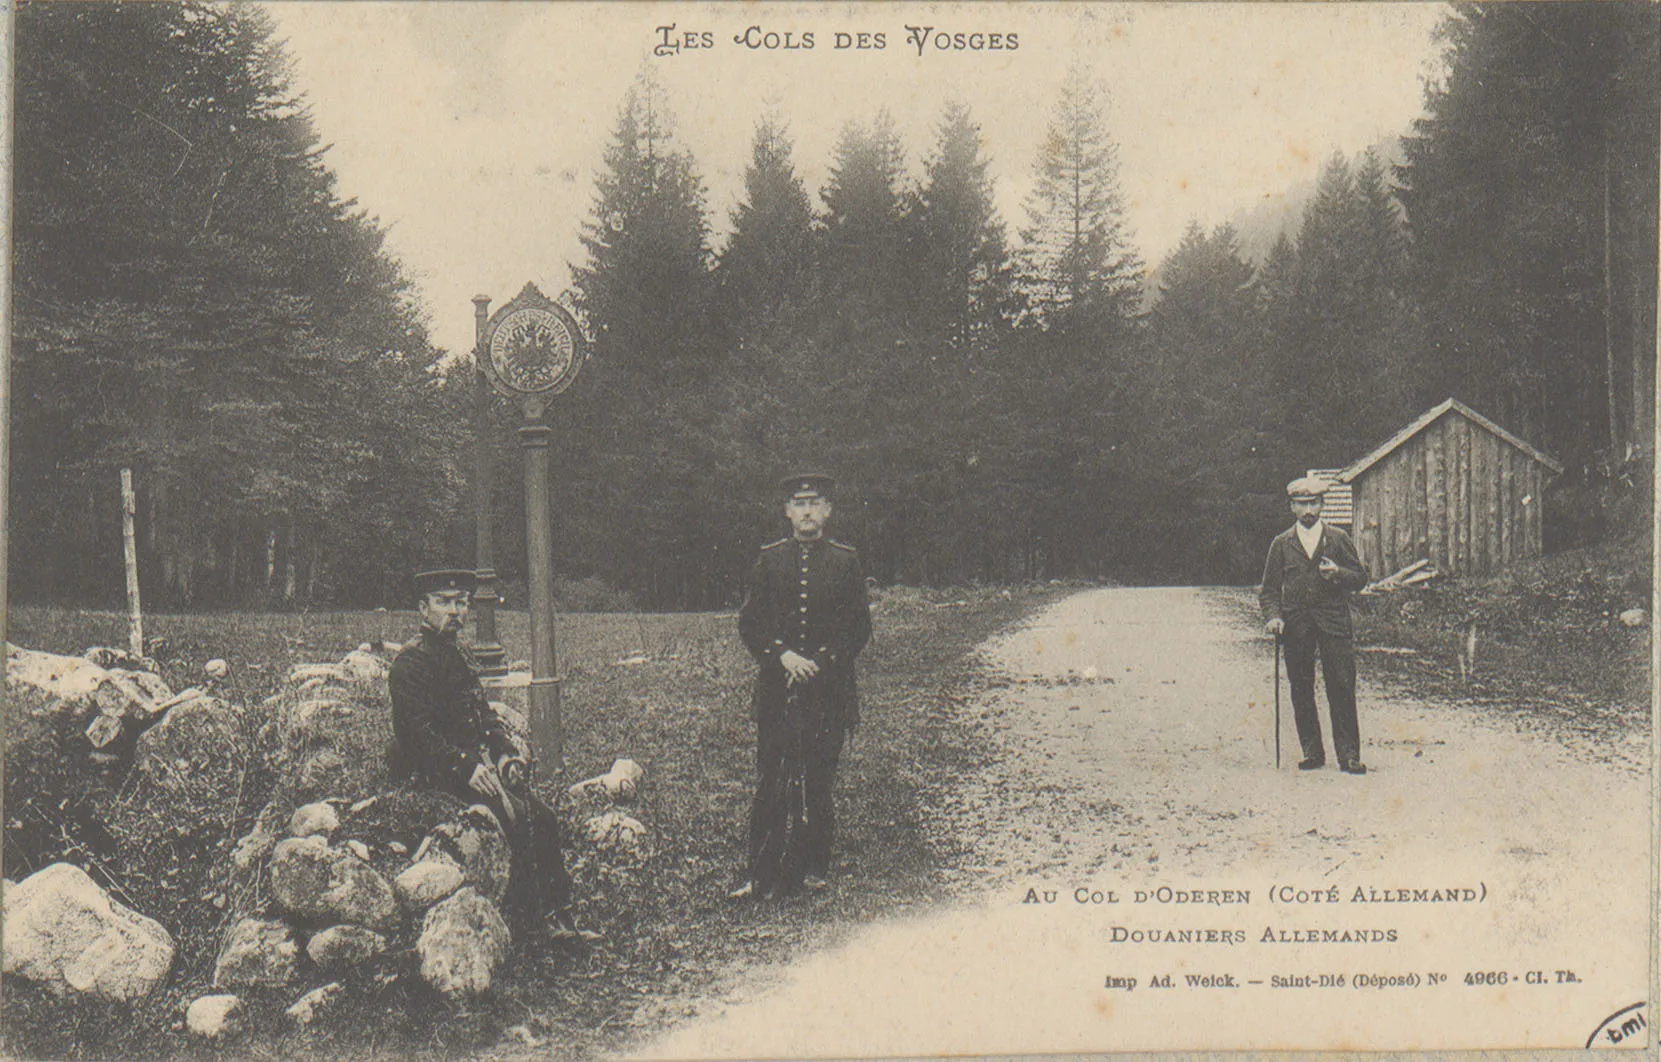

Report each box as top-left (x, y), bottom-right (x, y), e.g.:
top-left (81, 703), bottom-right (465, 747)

top-left (731, 474), bottom-right (872, 899)
top-left (1259, 476), bottom-right (1371, 774)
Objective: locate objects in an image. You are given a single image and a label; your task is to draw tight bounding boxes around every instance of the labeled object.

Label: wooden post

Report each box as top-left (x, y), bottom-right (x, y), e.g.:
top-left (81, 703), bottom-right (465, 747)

top-left (470, 295), bottom-right (507, 675)
top-left (519, 419), bottom-right (563, 779)
top-left (120, 468), bottom-right (144, 658)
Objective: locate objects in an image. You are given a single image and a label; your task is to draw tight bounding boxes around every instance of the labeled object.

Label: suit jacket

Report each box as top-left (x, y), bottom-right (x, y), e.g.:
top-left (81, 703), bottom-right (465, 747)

top-left (1258, 523), bottom-right (1369, 637)
top-left (738, 537), bottom-right (872, 730)
top-left (388, 629), bottom-right (514, 793)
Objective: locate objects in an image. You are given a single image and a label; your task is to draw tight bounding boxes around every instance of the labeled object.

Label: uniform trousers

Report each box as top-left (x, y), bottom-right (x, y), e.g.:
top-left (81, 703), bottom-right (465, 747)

top-left (1281, 614), bottom-right (1360, 765)
top-left (748, 684), bottom-right (845, 894)
top-left (432, 776), bottom-right (574, 926)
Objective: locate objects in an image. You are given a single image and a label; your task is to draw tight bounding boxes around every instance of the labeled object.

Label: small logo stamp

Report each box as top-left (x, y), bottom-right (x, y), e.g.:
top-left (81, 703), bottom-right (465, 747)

top-left (1586, 1003), bottom-right (1648, 1049)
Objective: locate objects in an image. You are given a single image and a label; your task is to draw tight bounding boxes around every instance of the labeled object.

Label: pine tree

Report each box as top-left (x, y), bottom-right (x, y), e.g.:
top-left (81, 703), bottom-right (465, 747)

top-left (1136, 222), bottom-right (1279, 581)
top-left (998, 68), bottom-right (1148, 580)
top-left (806, 113), bottom-right (917, 579)
top-left (708, 113), bottom-right (824, 560)
top-left (717, 112), bottom-right (816, 343)
top-left (1016, 64), bottom-right (1143, 335)
top-left (12, 1), bottom-right (452, 607)
top-left (906, 100), bottom-right (1014, 359)
top-left (1397, 1), bottom-right (1658, 500)
top-left (1254, 232), bottom-right (1298, 321)
top-left (819, 111), bottom-right (910, 324)
top-left (572, 66), bottom-right (715, 383)
top-left (567, 67), bottom-right (725, 606)
top-left (1353, 149), bottom-right (1407, 286)
top-left (1269, 152), bottom-right (1413, 464)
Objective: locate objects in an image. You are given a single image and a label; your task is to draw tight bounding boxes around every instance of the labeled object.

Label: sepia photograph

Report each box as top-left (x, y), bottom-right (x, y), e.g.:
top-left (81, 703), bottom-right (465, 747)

top-left (2, 1), bottom-right (1655, 1057)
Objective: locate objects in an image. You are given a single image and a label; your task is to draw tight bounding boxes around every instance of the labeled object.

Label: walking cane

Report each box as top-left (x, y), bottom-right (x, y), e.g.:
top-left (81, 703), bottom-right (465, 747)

top-left (1273, 632), bottom-right (1282, 769)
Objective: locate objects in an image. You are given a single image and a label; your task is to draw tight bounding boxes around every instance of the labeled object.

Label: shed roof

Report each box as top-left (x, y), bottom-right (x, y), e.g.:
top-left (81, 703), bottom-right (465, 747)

top-left (1338, 398), bottom-right (1565, 482)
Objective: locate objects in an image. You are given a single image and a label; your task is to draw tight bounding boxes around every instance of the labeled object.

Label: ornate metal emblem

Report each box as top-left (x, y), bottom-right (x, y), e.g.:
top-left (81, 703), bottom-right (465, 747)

top-left (479, 283), bottom-right (586, 402)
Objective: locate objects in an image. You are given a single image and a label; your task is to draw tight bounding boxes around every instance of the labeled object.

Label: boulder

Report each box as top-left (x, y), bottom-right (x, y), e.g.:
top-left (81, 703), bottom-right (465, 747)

top-left (346, 839), bottom-right (372, 862)
top-left (232, 803), bottom-right (284, 876)
top-left (267, 837), bottom-right (336, 905)
top-left (306, 925), bottom-right (387, 972)
top-left (338, 650), bottom-right (389, 685)
top-left (1, 863), bottom-right (175, 1002)
top-left (1619, 608), bottom-right (1647, 628)
top-left (348, 785), bottom-right (468, 859)
top-left (585, 810), bottom-right (648, 853)
top-left (295, 749), bottom-right (353, 803)
top-left (414, 807), bottom-right (512, 905)
top-left (83, 646), bottom-right (156, 673)
top-left (213, 918), bottom-right (298, 989)
top-left (285, 981), bottom-right (344, 1027)
top-left (394, 860), bottom-right (465, 912)
top-left (568, 758), bottom-right (644, 802)
top-left (8, 645), bottom-right (171, 725)
top-left (417, 887), bottom-right (511, 998)
top-left (289, 699), bottom-right (354, 745)
top-left (112, 697), bottom-right (244, 844)
top-left (269, 836), bottom-right (399, 931)
top-left (287, 663), bottom-right (346, 686)
top-left (274, 662), bottom-right (394, 803)
top-left (186, 994), bottom-right (244, 1038)
top-left (289, 801), bottom-right (340, 839)
top-left (5, 647), bottom-right (170, 783)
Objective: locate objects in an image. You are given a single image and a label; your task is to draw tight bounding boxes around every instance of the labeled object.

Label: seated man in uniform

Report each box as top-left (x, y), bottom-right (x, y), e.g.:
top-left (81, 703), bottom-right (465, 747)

top-left (388, 568), bottom-right (593, 940)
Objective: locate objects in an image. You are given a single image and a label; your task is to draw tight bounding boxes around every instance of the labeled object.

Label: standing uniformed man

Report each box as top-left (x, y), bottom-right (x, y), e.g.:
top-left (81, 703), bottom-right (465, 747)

top-left (731, 474), bottom-right (872, 899)
top-left (389, 568), bottom-right (592, 939)
top-left (1259, 477), bottom-right (1371, 774)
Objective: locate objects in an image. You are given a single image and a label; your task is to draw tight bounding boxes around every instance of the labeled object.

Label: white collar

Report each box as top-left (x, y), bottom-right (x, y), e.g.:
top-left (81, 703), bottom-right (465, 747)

top-left (1294, 520), bottom-right (1324, 557)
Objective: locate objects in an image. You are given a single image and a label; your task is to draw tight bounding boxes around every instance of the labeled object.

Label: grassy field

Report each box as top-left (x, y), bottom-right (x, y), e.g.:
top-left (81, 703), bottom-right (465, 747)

top-left (1351, 534), bottom-right (1652, 749)
top-left (3, 584), bottom-right (1062, 1060)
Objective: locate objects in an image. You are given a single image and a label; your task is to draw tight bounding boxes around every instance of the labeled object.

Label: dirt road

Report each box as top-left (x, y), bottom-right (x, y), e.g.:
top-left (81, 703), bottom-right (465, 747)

top-left (633, 588), bottom-right (1650, 1055)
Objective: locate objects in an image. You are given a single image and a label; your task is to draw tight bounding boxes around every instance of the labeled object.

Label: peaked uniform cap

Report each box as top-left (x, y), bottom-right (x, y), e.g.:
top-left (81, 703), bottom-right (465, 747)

top-left (779, 473), bottom-right (836, 499)
top-left (1286, 475), bottom-right (1332, 500)
top-left (413, 569), bottom-right (478, 597)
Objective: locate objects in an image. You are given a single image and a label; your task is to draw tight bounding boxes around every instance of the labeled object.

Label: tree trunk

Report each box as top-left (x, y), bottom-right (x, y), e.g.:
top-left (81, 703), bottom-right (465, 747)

top-left (305, 535), bottom-right (322, 603)
top-left (1603, 146), bottom-right (1620, 455)
top-left (265, 529), bottom-right (278, 592)
top-left (283, 524), bottom-right (298, 603)
top-left (226, 530), bottom-right (241, 605)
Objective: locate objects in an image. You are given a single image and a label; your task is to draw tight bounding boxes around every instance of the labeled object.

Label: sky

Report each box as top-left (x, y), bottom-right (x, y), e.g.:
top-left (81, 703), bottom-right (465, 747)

top-left (264, 2), bottom-right (1450, 359)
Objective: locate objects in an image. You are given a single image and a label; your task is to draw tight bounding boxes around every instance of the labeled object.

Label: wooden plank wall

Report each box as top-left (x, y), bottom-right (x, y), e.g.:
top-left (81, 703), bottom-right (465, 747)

top-left (1351, 413), bottom-right (1547, 580)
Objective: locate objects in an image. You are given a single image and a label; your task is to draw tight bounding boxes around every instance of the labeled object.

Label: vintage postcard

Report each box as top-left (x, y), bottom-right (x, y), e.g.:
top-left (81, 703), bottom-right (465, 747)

top-left (4, 1), bottom-right (1654, 1058)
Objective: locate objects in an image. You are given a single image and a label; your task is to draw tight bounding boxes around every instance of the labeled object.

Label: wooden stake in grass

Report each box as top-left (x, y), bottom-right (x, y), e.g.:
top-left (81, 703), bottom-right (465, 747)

top-left (121, 467), bottom-right (144, 659)
top-left (1457, 619), bottom-right (1479, 685)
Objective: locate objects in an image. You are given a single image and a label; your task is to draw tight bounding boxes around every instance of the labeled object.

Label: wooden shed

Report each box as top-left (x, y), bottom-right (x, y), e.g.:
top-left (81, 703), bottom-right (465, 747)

top-left (1337, 398), bottom-right (1564, 579)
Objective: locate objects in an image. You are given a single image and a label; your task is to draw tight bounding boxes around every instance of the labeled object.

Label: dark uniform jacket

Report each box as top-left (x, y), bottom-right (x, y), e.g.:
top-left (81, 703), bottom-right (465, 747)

top-left (389, 629), bottom-right (515, 794)
top-left (738, 537), bottom-right (872, 730)
top-left (1259, 523), bottom-right (1370, 636)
